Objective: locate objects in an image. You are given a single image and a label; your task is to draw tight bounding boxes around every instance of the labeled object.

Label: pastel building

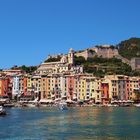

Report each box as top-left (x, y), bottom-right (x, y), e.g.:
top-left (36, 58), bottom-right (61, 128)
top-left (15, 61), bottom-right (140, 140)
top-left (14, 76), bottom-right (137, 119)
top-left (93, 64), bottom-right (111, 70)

top-left (73, 74), bottom-right (91, 101)
top-left (129, 77), bottom-right (139, 100)
top-left (60, 75), bottom-right (67, 98)
top-left (30, 75), bottom-right (41, 98)
top-left (49, 74), bottom-right (61, 99)
top-left (40, 76), bottom-right (47, 99)
top-left (67, 75), bottom-right (75, 100)
top-left (93, 78), bottom-right (102, 103)
top-left (0, 76), bottom-right (9, 96)
top-left (79, 77), bottom-right (86, 101)
top-left (101, 80), bottom-right (109, 104)
top-left (74, 75), bottom-right (80, 100)
top-left (126, 77), bottom-right (131, 100)
top-left (27, 76), bottom-right (32, 95)
top-left (19, 75), bottom-right (24, 96)
top-left (40, 75), bottom-right (51, 99)
top-left (85, 78), bottom-right (91, 100)
top-left (104, 75), bottom-right (140, 101)
top-left (105, 75), bottom-right (119, 100)
top-left (12, 75), bottom-right (20, 98)
top-left (105, 75), bottom-right (122, 100)
top-left (117, 76), bottom-right (126, 100)
top-left (23, 77), bottom-right (28, 96)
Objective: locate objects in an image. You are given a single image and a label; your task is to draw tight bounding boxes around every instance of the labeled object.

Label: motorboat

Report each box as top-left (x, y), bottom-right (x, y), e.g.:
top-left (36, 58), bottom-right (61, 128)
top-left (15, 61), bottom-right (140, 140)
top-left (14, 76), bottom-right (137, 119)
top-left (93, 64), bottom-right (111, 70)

top-left (0, 106), bottom-right (6, 115)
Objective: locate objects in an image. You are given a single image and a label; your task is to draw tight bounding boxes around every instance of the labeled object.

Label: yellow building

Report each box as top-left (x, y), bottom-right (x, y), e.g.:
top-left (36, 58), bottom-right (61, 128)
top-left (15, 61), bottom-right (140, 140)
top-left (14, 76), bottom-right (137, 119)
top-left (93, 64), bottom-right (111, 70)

top-left (92, 78), bottom-right (102, 103)
top-left (129, 77), bottom-right (139, 100)
top-left (79, 78), bottom-right (86, 100)
top-left (27, 75), bottom-right (32, 95)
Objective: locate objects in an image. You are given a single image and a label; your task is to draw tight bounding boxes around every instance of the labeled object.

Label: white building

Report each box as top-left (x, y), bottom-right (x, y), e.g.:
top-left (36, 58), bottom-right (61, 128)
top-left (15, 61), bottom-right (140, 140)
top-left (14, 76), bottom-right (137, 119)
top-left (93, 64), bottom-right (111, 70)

top-left (12, 75), bottom-right (20, 98)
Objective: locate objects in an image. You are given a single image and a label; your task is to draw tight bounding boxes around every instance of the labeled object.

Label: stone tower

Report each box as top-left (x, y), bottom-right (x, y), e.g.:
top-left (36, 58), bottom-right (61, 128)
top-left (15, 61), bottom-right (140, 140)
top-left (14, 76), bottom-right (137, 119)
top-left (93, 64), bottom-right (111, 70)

top-left (68, 48), bottom-right (74, 65)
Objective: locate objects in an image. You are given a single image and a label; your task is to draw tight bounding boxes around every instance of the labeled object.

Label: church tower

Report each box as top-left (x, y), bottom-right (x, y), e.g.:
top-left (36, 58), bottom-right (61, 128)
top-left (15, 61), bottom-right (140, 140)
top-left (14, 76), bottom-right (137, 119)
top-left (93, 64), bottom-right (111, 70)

top-left (68, 48), bottom-right (74, 65)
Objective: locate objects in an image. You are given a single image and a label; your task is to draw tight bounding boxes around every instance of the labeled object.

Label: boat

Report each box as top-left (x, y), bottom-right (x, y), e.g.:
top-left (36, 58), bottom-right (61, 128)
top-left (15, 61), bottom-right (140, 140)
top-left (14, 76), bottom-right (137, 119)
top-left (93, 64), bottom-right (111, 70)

top-left (3, 103), bottom-right (15, 107)
top-left (107, 104), bottom-right (119, 107)
top-left (26, 102), bottom-right (36, 108)
top-left (58, 101), bottom-right (68, 110)
top-left (0, 106), bottom-right (6, 115)
top-left (134, 104), bottom-right (140, 107)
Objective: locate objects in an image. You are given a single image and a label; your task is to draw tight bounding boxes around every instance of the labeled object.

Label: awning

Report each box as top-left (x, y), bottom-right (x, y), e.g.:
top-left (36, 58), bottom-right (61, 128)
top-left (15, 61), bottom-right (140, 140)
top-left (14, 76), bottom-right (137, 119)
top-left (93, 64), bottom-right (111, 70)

top-left (66, 99), bottom-right (75, 103)
top-left (127, 100), bottom-right (134, 103)
top-left (39, 99), bottom-right (53, 103)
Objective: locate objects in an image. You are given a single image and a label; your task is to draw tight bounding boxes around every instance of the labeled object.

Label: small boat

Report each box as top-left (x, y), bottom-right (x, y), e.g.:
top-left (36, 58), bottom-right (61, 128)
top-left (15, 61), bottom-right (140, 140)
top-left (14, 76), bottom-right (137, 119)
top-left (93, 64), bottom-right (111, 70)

top-left (119, 103), bottom-right (131, 107)
top-left (26, 103), bottom-right (36, 108)
top-left (4, 103), bottom-right (15, 107)
top-left (0, 106), bottom-right (6, 116)
top-left (134, 104), bottom-right (140, 107)
top-left (58, 101), bottom-right (68, 110)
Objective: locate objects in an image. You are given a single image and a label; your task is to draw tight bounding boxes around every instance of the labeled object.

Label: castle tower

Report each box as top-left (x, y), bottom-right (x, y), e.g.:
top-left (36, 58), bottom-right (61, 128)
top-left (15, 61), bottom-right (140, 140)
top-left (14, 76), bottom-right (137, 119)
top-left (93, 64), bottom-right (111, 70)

top-left (68, 48), bottom-right (74, 65)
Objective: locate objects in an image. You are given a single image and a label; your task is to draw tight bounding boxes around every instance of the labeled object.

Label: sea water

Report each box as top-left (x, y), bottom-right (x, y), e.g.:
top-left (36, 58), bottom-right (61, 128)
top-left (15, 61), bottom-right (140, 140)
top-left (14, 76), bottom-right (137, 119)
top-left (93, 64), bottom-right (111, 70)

top-left (0, 107), bottom-right (140, 140)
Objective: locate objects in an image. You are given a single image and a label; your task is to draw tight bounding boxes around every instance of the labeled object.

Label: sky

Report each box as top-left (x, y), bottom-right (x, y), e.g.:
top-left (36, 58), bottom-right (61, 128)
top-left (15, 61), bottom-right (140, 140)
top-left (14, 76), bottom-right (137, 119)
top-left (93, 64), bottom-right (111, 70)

top-left (0, 0), bottom-right (140, 69)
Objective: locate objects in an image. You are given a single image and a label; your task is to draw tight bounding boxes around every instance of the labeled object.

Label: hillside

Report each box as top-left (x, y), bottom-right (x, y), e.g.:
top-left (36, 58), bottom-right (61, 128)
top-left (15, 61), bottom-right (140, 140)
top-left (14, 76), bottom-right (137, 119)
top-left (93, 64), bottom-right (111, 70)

top-left (74, 56), bottom-right (136, 77)
top-left (11, 65), bottom-right (37, 74)
top-left (40, 37), bottom-right (140, 76)
top-left (118, 37), bottom-right (140, 60)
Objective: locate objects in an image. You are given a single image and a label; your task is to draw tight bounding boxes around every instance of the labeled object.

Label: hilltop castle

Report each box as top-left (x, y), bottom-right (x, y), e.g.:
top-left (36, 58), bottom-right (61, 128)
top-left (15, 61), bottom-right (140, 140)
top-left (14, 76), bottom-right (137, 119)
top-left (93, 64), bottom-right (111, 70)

top-left (75, 45), bottom-right (119, 59)
top-left (36, 45), bottom-right (140, 74)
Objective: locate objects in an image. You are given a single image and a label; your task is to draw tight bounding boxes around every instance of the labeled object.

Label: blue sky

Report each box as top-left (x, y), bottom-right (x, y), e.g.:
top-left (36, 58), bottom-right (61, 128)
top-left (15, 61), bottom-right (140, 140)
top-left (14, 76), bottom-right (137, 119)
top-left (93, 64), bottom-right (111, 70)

top-left (0, 0), bottom-right (140, 69)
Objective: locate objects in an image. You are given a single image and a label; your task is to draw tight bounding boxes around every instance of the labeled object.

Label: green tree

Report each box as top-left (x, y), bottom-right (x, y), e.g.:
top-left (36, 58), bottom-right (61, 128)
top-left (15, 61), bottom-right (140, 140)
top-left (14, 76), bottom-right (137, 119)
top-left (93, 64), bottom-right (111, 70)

top-left (118, 37), bottom-right (140, 60)
top-left (44, 56), bottom-right (61, 62)
top-left (74, 56), bottom-right (86, 65)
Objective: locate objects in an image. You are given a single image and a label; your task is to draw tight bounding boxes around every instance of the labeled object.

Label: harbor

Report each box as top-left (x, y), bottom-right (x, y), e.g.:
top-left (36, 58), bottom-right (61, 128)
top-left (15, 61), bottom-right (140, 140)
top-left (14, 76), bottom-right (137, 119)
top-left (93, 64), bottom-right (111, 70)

top-left (0, 0), bottom-right (140, 139)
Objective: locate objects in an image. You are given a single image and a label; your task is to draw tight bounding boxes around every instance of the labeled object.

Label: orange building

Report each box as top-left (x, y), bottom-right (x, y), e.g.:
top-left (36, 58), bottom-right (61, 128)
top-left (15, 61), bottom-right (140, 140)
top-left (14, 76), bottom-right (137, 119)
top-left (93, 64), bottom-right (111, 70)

top-left (40, 76), bottom-right (49, 99)
top-left (23, 77), bottom-right (28, 96)
top-left (0, 77), bottom-right (11, 97)
top-left (101, 82), bottom-right (109, 104)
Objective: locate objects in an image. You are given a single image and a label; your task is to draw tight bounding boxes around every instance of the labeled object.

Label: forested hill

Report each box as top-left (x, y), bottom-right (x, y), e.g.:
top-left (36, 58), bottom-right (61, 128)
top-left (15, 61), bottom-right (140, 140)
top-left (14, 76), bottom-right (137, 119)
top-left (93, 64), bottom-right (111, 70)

top-left (118, 37), bottom-right (140, 60)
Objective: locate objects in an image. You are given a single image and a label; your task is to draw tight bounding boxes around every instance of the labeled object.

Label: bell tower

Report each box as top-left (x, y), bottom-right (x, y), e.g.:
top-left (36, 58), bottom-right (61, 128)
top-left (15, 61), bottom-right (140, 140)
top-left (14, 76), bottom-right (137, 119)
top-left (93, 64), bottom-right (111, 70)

top-left (68, 48), bottom-right (74, 65)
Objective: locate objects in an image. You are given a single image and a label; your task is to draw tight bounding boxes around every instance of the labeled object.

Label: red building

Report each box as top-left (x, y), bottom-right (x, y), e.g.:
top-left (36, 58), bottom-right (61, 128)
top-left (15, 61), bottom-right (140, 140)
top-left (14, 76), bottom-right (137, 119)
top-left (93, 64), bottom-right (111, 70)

top-left (101, 82), bottom-right (109, 104)
top-left (0, 76), bottom-right (12, 98)
top-left (67, 75), bottom-right (74, 100)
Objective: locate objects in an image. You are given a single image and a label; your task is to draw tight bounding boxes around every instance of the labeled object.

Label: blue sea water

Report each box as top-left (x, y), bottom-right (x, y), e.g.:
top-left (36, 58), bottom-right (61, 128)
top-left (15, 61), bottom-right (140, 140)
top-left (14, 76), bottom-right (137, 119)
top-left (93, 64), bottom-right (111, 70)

top-left (0, 107), bottom-right (140, 140)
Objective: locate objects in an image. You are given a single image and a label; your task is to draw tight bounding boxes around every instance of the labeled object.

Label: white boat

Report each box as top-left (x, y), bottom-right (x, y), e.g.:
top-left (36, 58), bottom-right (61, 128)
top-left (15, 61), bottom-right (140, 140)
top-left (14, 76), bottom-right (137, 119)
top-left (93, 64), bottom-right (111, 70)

top-left (134, 104), bottom-right (140, 107)
top-left (26, 103), bottom-right (36, 108)
top-left (0, 106), bottom-right (6, 115)
top-left (108, 104), bottom-right (119, 107)
top-left (58, 101), bottom-right (68, 110)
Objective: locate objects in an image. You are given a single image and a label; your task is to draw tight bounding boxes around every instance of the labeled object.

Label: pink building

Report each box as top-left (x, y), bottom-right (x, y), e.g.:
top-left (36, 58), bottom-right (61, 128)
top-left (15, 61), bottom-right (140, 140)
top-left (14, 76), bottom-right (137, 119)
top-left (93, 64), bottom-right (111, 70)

top-left (67, 75), bottom-right (74, 100)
